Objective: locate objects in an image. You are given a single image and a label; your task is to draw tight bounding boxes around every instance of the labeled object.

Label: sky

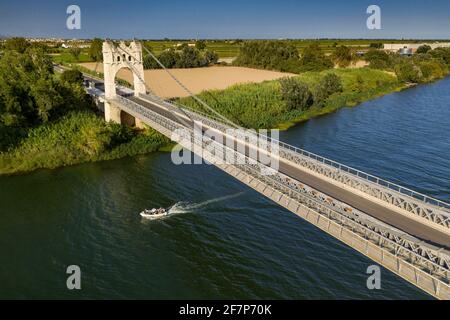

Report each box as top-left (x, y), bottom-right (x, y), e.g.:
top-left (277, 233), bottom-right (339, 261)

top-left (1, 0), bottom-right (450, 39)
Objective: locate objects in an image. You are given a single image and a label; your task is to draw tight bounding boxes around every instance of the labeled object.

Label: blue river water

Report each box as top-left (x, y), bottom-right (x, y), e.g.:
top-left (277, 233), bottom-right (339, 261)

top-left (0, 78), bottom-right (449, 299)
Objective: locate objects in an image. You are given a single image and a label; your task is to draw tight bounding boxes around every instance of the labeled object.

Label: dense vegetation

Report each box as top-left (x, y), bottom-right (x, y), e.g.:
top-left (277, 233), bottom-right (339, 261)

top-left (0, 38), bottom-right (170, 175)
top-left (364, 47), bottom-right (450, 83)
top-left (143, 46), bottom-right (219, 69)
top-left (0, 44), bottom-right (92, 127)
top-left (3, 37), bottom-right (450, 175)
top-left (178, 68), bottom-right (403, 129)
top-left (0, 112), bottom-right (169, 175)
top-left (233, 41), bottom-right (362, 73)
top-left (233, 41), bottom-right (336, 73)
top-left (233, 41), bottom-right (301, 72)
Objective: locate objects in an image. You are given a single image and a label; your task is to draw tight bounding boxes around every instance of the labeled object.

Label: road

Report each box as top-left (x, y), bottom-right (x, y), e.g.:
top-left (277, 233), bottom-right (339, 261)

top-left (129, 95), bottom-right (450, 249)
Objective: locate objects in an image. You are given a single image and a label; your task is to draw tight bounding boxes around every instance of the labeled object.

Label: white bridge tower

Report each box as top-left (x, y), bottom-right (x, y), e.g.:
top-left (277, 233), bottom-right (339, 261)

top-left (102, 40), bottom-right (146, 125)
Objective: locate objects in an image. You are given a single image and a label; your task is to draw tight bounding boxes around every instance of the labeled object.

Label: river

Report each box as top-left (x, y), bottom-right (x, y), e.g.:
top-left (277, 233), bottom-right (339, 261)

top-left (1, 77), bottom-right (449, 299)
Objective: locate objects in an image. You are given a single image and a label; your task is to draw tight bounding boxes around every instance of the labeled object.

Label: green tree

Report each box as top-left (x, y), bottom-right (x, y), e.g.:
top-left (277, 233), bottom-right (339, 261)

top-left (314, 73), bottom-right (343, 107)
top-left (299, 44), bottom-right (334, 72)
top-left (176, 47), bottom-right (205, 68)
top-left (233, 40), bottom-right (301, 73)
top-left (61, 69), bottom-right (84, 85)
top-left (279, 77), bottom-right (313, 111)
top-left (416, 45), bottom-right (431, 54)
top-left (364, 49), bottom-right (390, 70)
top-left (369, 43), bottom-right (383, 49)
top-left (204, 50), bottom-right (219, 65)
top-left (0, 49), bottom-right (92, 127)
top-left (69, 45), bottom-right (82, 61)
top-left (88, 38), bottom-right (103, 62)
top-left (4, 37), bottom-right (29, 53)
top-left (333, 46), bottom-right (353, 67)
top-left (157, 49), bottom-right (180, 68)
top-left (195, 40), bottom-right (206, 50)
top-left (394, 60), bottom-right (423, 83)
top-left (430, 47), bottom-right (450, 66)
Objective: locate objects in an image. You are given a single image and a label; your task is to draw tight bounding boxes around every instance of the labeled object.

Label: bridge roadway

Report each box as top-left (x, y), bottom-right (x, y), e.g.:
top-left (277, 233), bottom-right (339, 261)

top-left (126, 95), bottom-right (450, 249)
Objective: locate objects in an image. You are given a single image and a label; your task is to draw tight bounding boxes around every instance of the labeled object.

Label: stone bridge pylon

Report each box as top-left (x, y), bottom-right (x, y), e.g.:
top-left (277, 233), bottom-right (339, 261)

top-left (102, 40), bottom-right (146, 127)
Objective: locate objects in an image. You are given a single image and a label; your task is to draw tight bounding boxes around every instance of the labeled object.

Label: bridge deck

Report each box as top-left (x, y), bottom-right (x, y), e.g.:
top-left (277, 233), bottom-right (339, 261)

top-left (128, 95), bottom-right (450, 249)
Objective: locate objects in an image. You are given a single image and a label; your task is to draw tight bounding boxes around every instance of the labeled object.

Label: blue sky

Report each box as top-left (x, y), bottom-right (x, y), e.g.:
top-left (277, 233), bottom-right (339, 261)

top-left (1, 0), bottom-right (450, 39)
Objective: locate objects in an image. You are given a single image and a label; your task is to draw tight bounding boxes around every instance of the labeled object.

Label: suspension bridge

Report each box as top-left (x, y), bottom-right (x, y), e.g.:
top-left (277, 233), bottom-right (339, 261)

top-left (72, 40), bottom-right (450, 299)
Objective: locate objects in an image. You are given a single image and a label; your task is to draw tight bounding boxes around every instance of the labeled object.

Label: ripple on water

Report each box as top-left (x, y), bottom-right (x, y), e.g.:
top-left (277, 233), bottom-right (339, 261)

top-left (2, 78), bottom-right (450, 299)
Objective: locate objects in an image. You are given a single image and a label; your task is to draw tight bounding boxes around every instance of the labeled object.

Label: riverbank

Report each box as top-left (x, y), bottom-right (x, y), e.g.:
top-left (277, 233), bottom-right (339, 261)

top-left (0, 67), bottom-right (443, 176)
top-left (0, 111), bottom-right (170, 175)
top-left (178, 68), bottom-right (407, 130)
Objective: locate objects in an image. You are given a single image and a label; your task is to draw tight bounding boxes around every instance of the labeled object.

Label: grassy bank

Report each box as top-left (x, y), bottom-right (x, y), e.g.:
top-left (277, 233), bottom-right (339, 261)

top-left (0, 111), bottom-right (170, 175)
top-left (178, 68), bottom-right (405, 130)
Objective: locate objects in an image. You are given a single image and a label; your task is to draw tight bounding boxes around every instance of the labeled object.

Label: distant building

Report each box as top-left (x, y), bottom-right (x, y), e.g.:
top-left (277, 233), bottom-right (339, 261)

top-left (175, 43), bottom-right (195, 48)
top-left (398, 48), bottom-right (413, 56)
top-left (383, 42), bottom-right (450, 53)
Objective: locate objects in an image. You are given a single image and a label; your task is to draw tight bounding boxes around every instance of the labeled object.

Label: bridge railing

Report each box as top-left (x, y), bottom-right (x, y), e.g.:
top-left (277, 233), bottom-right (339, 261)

top-left (152, 97), bottom-right (450, 216)
top-left (184, 113), bottom-right (450, 283)
top-left (112, 95), bottom-right (450, 285)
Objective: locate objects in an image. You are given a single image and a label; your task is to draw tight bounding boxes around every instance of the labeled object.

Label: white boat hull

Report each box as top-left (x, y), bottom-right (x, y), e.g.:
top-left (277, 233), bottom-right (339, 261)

top-left (140, 211), bottom-right (168, 220)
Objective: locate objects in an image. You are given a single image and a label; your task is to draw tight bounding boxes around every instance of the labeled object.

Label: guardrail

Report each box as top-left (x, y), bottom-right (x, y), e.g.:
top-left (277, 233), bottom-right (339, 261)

top-left (111, 95), bottom-right (450, 295)
top-left (151, 97), bottom-right (450, 217)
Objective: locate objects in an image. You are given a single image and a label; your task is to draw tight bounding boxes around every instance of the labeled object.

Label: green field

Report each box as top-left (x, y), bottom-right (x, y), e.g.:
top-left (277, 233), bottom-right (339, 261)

top-left (51, 51), bottom-right (93, 63)
top-left (46, 39), bottom-right (450, 62)
top-left (141, 39), bottom-right (450, 58)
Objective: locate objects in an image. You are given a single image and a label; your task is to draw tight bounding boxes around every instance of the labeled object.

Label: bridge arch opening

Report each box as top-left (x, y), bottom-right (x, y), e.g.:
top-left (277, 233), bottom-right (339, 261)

top-left (102, 40), bottom-right (147, 127)
top-left (113, 66), bottom-right (137, 127)
top-left (113, 66), bottom-right (135, 96)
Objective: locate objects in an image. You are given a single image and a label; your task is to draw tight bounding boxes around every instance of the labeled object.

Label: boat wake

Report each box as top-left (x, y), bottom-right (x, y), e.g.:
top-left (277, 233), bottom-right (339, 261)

top-left (167, 192), bottom-right (245, 215)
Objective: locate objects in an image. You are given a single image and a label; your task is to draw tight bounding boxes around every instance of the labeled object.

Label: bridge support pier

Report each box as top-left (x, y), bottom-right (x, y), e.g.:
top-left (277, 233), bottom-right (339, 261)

top-left (135, 118), bottom-right (146, 129)
top-left (104, 101), bottom-right (121, 124)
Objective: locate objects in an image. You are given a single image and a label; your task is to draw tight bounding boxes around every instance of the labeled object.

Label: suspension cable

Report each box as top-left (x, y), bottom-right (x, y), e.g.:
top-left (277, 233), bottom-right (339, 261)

top-left (113, 44), bottom-right (194, 129)
top-left (140, 45), bottom-right (241, 129)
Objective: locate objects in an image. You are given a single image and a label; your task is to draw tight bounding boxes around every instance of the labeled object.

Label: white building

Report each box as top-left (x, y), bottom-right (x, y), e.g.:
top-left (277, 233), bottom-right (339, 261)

top-left (383, 42), bottom-right (450, 52)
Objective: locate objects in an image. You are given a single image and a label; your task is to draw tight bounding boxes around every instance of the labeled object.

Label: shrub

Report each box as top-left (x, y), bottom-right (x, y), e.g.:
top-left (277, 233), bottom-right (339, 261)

top-left (4, 37), bottom-right (29, 53)
top-left (314, 73), bottom-right (343, 106)
top-left (176, 46), bottom-right (206, 68)
top-left (416, 45), bottom-right (431, 54)
top-left (157, 49), bottom-right (180, 68)
top-left (204, 50), bottom-right (219, 65)
top-left (369, 43), bottom-right (383, 49)
top-left (233, 40), bottom-right (301, 73)
top-left (365, 49), bottom-right (390, 70)
top-left (418, 60), bottom-right (447, 81)
top-left (279, 77), bottom-right (313, 111)
top-left (299, 44), bottom-right (334, 72)
top-left (430, 47), bottom-right (450, 66)
top-left (60, 69), bottom-right (84, 85)
top-left (143, 47), bottom-right (218, 69)
top-left (195, 40), bottom-right (206, 50)
top-left (88, 38), bottom-right (103, 62)
top-left (333, 46), bottom-right (353, 67)
top-left (394, 61), bottom-right (423, 83)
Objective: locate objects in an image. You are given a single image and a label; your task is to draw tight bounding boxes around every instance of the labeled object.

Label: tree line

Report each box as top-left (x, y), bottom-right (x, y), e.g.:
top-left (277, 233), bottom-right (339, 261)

top-left (363, 46), bottom-right (450, 83)
top-left (143, 45), bottom-right (219, 69)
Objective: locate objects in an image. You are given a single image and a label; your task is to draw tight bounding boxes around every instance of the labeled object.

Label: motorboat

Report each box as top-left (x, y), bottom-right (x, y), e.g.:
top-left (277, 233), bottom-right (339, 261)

top-left (140, 207), bottom-right (169, 219)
